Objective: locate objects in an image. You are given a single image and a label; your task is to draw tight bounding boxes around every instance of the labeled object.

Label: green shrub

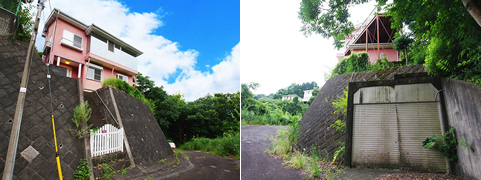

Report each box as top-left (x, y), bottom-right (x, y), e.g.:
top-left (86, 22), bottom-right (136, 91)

top-left (422, 126), bottom-right (458, 161)
top-left (102, 78), bottom-right (156, 114)
top-left (73, 159), bottom-right (91, 180)
top-left (72, 101), bottom-right (92, 139)
top-left (333, 52), bottom-right (370, 75)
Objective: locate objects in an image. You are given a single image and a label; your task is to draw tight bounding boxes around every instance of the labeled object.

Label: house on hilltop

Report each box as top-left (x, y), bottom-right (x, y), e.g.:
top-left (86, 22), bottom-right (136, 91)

top-left (336, 10), bottom-right (398, 63)
top-left (41, 8), bottom-right (143, 91)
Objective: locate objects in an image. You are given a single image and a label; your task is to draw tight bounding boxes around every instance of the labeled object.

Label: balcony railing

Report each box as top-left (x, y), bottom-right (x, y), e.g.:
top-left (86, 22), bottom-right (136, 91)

top-left (90, 36), bottom-right (137, 71)
top-left (60, 37), bottom-right (84, 52)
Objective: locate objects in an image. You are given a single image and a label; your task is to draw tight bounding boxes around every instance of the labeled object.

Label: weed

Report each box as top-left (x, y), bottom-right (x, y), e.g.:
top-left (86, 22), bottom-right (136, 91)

top-left (157, 159), bottom-right (166, 165)
top-left (460, 139), bottom-right (470, 149)
top-left (120, 165), bottom-right (127, 175)
top-left (98, 163), bottom-right (115, 180)
top-left (73, 159), bottom-right (91, 180)
top-left (422, 126), bottom-right (458, 161)
top-left (72, 101), bottom-right (93, 139)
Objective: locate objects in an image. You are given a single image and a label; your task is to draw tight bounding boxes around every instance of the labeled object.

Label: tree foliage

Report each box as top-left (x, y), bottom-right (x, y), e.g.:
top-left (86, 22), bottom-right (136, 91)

top-left (241, 83), bottom-right (313, 126)
top-left (299, 0), bottom-right (372, 49)
top-left (136, 74), bottom-right (240, 145)
top-left (392, 34), bottom-right (413, 63)
top-left (386, 0), bottom-right (481, 84)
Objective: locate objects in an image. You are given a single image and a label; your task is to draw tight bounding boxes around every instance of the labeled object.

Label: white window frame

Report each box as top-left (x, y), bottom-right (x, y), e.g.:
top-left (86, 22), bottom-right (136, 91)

top-left (87, 63), bottom-right (102, 81)
top-left (116, 74), bottom-right (127, 82)
top-left (61, 29), bottom-right (83, 51)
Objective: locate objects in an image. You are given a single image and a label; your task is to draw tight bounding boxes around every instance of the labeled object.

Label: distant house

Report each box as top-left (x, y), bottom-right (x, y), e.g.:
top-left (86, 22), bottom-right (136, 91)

top-left (302, 89), bottom-right (313, 103)
top-left (336, 11), bottom-right (398, 63)
top-left (41, 8), bottom-right (142, 91)
top-left (282, 94), bottom-right (299, 101)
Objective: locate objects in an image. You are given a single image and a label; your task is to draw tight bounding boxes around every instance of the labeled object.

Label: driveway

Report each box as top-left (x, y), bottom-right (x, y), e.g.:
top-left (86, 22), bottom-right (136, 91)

top-left (241, 125), bottom-right (306, 180)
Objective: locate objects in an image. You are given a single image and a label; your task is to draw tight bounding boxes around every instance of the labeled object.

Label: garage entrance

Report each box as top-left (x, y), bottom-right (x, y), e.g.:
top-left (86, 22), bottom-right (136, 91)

top-left (349, 83), bottom-right (448, 172)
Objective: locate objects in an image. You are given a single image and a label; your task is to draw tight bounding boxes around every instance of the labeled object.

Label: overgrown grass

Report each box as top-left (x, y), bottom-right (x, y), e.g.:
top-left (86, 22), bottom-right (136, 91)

top-left (180, 132), bottom-right (240, 159)
top-left (267, 126), bottom-right (343, 179)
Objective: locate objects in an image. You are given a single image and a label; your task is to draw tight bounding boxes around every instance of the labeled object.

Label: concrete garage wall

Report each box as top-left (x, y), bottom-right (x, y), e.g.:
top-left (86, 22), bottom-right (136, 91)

top-left (297, 65), bottom-right (427, 158)
top-left (0, 36), bottom-right (82, 179)
top-left (96, 87), bottom-right (174, 164)
top-left (442, 78), bottom-right (481, 179)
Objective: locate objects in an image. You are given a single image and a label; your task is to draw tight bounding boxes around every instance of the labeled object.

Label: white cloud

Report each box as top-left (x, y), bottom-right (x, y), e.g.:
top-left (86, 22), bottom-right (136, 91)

top-left (241, 0), bottom-right (377, 95)
top-left (163, 43), bottom-right (240, 101)
top-left (34, 0), bottom-right (239, 101)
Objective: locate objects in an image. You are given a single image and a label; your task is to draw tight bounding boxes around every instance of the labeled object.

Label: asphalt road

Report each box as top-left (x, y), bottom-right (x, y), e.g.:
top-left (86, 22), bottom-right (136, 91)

top-left (113, 150), bottom-right (239, 180)
top-left (241, 125), bottom-right (305, 180)
top-left (164, 151), bottom-right (240, 180)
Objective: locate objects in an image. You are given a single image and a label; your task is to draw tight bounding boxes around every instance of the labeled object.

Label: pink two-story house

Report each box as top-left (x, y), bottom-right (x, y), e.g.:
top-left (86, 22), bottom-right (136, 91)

top-left (41, 8), bottom-right (142, 91)
top-left (337, 13), bottom-right (398, 63)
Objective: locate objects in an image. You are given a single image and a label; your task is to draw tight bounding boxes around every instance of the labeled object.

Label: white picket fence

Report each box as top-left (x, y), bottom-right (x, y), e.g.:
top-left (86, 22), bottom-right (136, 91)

top-left (90, 124), bottom-right (124, 157)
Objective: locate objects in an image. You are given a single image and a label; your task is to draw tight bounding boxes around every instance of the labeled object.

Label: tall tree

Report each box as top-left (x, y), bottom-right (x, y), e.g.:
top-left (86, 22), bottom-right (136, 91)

top-left (387, 0), bottom-right (481, 83)
top-left (299, 0), bottom-right (371, 49)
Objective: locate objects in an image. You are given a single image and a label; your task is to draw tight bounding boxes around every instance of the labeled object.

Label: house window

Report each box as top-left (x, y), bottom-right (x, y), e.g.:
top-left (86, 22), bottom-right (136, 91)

top-left (108, 41), bottom-right (114, 52)
top-left (87, 64), bottom-right (102, 81)
top-left (116, 74), bottom-right (127, 82)
top-left (62, 29), bottom-right (83, 50)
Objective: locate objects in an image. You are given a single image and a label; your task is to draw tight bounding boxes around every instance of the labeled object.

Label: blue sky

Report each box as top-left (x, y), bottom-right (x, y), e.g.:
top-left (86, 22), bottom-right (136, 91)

top-left (127, 0), bottom-right (240, 76)
top-left (35, 0), bottom-right (240, 101)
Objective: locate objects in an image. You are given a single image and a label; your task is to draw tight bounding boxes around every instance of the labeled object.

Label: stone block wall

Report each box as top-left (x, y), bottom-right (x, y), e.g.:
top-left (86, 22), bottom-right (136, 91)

top-left (96, 86), bottom-right (174, 164)
top-left (297, 65), bottom-right (427, 158)
top-left (0, 36), bottom-right (82, 179)
top-left (442, 78), bottom-right (481, 179)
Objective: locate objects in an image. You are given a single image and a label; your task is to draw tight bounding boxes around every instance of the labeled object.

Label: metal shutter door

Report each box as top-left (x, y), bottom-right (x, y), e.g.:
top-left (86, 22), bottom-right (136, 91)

top-left (397, 102), bottom-right (447, 172)
top-left (352, 102), bottom-right (447, 172)
top-left (352, 104), bottom-right (400, 166)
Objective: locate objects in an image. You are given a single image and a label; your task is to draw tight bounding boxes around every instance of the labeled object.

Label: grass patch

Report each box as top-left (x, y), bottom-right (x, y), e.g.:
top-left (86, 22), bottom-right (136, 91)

top-left (267, 127), bottom-right (343, 179)
top-left (180, 132), bottom-right (240, 159)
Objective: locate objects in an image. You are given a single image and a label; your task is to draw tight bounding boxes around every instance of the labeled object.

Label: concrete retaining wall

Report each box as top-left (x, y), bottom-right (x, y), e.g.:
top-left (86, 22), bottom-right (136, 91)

top-left (442, 78), bottom-right (481, 179)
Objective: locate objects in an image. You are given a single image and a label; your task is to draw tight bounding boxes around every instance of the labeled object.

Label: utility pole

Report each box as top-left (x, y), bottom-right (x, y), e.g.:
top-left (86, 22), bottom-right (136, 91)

top-left (3, 0), bottom-right (44, 179)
